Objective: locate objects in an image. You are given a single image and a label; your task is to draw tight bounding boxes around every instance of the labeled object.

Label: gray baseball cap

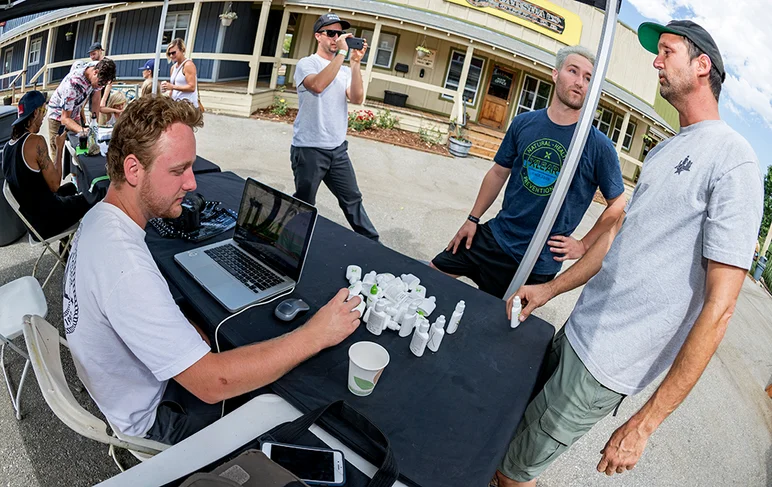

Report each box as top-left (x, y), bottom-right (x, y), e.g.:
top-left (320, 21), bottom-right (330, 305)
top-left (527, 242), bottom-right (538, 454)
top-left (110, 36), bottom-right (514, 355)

top-left (313, 13), bottom-right (350, 32)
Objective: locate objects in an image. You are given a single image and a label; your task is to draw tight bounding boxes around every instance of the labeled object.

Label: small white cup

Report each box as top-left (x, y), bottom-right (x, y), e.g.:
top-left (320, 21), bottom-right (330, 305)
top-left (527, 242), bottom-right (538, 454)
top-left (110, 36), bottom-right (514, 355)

top-left (348, 341), bottom-right (390, 396)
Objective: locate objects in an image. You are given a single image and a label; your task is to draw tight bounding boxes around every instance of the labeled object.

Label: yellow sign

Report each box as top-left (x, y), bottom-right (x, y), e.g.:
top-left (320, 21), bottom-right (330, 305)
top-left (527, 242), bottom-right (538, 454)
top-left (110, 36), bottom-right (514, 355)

top-left (447, 0), bottom-right (582, 45)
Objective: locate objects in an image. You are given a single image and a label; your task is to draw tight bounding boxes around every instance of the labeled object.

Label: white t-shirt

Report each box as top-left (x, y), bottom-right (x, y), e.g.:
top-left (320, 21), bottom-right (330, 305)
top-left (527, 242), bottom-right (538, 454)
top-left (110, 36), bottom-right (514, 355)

top-left (63, 202), bottom-right (210, 437)
top-left (292, 54), bottom-right (351, 149)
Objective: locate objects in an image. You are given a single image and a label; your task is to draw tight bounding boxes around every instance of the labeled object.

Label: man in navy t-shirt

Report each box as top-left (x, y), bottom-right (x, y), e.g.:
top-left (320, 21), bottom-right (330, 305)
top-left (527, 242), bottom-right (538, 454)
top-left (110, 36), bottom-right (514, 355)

top-left (431, 45), bottom-right (626, 298)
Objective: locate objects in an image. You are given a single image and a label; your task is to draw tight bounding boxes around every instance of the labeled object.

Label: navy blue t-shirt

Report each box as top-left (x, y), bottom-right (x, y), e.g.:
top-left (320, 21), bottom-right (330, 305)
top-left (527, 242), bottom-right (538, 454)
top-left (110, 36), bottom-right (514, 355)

top-left (488, 109), bottom-right (624, 275)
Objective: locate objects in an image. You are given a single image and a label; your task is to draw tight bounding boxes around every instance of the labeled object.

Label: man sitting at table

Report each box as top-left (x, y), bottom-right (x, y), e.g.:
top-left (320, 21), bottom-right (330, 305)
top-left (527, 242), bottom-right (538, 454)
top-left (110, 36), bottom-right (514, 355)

top-left (2, 90), bottom-right (93, 239)
top-left (62, 95), bottom-right (362, 445)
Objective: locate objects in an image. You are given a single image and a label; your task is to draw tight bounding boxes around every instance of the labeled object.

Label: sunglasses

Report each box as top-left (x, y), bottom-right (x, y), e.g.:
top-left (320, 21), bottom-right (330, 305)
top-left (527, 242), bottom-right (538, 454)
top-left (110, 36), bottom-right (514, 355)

top-left (168, 50), bottom-right (178, 56)
top-left (318, 29), bottom-right (345, 38)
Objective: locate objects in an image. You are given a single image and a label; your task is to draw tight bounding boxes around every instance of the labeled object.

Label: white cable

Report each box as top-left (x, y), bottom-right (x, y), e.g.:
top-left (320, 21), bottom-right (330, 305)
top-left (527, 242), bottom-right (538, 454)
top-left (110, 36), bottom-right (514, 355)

top-left (213, 285), bottom-right (296, 417)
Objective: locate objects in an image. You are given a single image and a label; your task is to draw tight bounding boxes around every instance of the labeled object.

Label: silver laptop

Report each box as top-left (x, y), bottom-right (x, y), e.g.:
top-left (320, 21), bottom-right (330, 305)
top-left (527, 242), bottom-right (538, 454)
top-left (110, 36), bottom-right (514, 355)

top-left (174, 178), bottom-right (317, 312)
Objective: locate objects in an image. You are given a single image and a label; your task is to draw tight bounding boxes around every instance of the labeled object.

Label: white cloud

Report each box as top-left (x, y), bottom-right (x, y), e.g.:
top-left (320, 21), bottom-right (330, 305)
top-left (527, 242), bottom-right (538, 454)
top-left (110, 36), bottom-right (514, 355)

top-left (627, 0), bottom-right (772, 128)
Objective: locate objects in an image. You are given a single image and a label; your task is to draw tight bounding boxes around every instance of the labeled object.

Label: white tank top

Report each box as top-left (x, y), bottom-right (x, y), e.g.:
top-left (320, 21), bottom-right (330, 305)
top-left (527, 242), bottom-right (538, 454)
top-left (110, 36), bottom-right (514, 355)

top-left (170, 59), bottom-right (199, 108)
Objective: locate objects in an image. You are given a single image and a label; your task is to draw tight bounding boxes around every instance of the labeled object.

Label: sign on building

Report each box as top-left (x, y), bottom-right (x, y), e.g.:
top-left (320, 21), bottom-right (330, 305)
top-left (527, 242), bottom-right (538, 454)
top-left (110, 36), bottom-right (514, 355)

top-left (446, 0), bottom-right (582, 45)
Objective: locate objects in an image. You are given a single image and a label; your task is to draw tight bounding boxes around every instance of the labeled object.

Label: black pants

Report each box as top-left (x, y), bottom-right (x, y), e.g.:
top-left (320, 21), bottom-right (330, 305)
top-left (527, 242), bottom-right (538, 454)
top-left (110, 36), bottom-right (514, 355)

top-left (290, 141), bottom-right (379, 241)
top-left (30, 183), bottom-right (92, 240)
top-left (144, 380), bottom-right (223, 445)
top-left (431, 222), bottom-right (555, 299)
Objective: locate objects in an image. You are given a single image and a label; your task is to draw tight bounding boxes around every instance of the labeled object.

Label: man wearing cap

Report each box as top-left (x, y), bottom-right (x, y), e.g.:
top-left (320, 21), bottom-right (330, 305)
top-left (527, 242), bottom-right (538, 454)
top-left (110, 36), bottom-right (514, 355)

top-left (493, 20), bottom-right (763, 486)
top-left (47, 58), bottom-right (116, 160)
top-left (291, 13), bottom-right (379, 241)
top-left (139, 59), bottom-right (156, 97)
top-left (2, 91), bottom-right (93, 239)
top-left (88, 42), bottom-right (105, 62)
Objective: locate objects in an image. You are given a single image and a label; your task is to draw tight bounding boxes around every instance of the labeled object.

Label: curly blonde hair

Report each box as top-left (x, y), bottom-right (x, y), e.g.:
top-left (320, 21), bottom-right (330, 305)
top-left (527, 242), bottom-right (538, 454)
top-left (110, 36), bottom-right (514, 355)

top-left (106, 96), bottom-right (203, 185)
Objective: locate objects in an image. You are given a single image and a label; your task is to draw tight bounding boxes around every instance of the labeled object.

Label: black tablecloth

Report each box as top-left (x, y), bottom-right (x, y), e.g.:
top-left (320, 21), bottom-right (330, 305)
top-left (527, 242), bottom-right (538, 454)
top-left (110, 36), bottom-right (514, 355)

top-left (146, 171), bottom-right (555, 487)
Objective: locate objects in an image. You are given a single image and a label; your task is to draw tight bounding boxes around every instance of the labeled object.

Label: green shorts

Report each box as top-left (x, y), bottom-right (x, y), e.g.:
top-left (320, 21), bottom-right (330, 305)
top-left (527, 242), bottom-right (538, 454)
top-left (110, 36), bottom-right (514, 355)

top-left (499, 329), bottom-right (624, 482)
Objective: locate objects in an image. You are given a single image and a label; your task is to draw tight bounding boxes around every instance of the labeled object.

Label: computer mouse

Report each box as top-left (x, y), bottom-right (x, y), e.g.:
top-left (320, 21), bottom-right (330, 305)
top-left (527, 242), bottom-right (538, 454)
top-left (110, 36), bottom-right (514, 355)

top-left (275, 298), bottom-right (310, 322)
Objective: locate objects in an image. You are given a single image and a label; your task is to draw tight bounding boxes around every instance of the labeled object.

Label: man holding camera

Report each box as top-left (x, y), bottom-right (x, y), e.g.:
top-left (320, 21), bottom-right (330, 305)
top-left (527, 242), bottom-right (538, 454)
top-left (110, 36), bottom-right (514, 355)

top-left (291, 13), bottom-right (379, 241)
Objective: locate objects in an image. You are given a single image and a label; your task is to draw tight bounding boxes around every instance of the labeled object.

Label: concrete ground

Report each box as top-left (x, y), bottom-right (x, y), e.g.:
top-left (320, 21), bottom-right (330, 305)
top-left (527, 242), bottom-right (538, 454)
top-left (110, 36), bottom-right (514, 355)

top-left (0, 113), bottom-right (770, 486)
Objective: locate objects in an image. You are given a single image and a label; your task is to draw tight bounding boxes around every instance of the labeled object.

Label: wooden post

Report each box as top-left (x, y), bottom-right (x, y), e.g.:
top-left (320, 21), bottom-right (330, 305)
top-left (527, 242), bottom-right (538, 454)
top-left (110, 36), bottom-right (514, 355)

top-left (361, 22), bottom-right (382, 104)
top-left (269, 9), bottom-right (291, 89)
top-left (615, 111), bottom-right (631, 152)
top-left (186, 1), bottom-right (203, 54)
top-left (100, 11), bottom-right (112, 54)
top-left (247, 0), bottom-right (272, 95)
top-left (761, 225), bottom-right (772, 261)
top-left (21, 36), bottom-right (31, 92)
top-left (451, 45), bottom-right (474, 122)
top-left (43, 27), bottom-right (55, 89)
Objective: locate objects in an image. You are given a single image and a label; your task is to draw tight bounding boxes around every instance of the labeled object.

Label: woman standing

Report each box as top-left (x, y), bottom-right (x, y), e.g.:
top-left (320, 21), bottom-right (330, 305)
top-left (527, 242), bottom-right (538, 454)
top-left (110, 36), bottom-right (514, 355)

top-left (161, 38), bottom-right (199, 108)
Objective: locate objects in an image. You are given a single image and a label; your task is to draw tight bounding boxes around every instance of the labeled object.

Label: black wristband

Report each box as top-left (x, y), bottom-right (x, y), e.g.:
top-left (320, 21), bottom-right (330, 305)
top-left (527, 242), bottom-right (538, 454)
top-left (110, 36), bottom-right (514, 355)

top-left (467, 215), bottom-right (480, 224)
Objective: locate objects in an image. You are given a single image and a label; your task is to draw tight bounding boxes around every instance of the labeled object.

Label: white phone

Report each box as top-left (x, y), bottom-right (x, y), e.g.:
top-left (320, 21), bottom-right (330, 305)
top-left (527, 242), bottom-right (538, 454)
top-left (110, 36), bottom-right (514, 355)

top-left (261, 441), bottom-right (345, 486)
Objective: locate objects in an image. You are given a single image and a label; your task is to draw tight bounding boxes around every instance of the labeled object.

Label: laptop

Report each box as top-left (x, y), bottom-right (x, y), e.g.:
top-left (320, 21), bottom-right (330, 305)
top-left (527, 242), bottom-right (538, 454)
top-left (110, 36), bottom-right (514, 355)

top-left (174, 178), bottom-right (317, 312)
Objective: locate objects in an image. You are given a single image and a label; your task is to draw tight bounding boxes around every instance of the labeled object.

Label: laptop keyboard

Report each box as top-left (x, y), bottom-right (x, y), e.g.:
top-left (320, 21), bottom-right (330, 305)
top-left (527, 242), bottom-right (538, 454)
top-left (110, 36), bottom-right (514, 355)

top-left (205, 245), bottom-right (284, 292)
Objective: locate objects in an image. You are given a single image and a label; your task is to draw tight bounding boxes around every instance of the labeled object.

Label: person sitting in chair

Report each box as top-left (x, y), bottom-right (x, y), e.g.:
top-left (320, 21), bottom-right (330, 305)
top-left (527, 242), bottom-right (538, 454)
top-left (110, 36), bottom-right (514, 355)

top-left (2, 90), bottom-right (93, 240)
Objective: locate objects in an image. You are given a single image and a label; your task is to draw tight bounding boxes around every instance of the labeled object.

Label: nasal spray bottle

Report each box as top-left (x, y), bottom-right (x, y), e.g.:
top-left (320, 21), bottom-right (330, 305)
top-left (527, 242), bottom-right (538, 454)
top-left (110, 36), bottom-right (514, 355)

top-left (366, 284), bottom-right (382, 308)
top-left (367, 300), bottom-right (388, 336)
top-left (427, 315), bottom-right (446, 352)
top-left (511, 296), bottom-right (522, 329)
top-left (346, 265), bottom-right (362, 284)
top-left (398, 302), bottom-right (420, 338)
top-left (362, 270), bottom-right (377, 287)
top-left (410, 318), bottom-right (430, 357)
top-left (446, 300), bottom-right (465, 335)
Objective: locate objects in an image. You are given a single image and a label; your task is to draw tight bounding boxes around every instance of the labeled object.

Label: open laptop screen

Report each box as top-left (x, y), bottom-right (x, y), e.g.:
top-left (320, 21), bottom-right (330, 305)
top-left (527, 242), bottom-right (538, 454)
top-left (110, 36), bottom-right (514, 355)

top-left (233, 179), bottom-right (317, 281)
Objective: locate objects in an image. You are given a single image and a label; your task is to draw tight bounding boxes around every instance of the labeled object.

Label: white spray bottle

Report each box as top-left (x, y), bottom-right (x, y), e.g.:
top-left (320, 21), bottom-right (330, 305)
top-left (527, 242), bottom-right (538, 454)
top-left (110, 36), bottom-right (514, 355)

top-left (511, 296), bottom-right (522, 329)
top-left (410, 319), bottom-right (430, 357)
top-left (398, 302), bottom-right (420, 338)
top-left (446, 300), bottom-right (465, 334)
top-left (427, 315), bottom-right (446, 352)
top-left (367, 300), bottom-right (388, 336)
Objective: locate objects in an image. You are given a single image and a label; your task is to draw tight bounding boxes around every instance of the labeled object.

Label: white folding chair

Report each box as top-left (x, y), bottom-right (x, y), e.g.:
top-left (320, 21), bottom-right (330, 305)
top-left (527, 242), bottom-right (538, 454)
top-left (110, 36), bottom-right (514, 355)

top-left (3, 180), bottom-right (79, 289)
top-left (22, 315), bottom-right (168, 471)
top-left (0, 276), bottom-right (47, 419)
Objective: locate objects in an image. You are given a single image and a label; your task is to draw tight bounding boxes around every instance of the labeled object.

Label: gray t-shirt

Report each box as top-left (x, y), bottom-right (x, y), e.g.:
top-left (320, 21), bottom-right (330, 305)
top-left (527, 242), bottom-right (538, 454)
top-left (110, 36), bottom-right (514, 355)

top-left (566, 120), bottom-right (764, 396)
top-left (292, 54), bottom-right (351, 149)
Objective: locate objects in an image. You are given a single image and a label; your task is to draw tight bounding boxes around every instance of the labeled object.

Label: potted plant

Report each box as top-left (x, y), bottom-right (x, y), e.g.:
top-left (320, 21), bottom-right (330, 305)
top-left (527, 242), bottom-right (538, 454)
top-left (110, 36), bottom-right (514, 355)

top-left (65, 31), bottom-right (74, 41)
top-left (219, 10), bottom-right (237, 27)
top-left (415, 45), bottom-right (432, 58)
top-left (448, 118), bottom-right (472, 157)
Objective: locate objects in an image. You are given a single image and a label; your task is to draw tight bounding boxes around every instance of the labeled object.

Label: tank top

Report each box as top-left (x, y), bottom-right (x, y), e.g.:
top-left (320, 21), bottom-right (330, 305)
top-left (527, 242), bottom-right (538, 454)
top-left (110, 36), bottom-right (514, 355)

top-left (170, 59), bottom-right (199, 108)
top-left (2, 132), bottom-right (58, 228)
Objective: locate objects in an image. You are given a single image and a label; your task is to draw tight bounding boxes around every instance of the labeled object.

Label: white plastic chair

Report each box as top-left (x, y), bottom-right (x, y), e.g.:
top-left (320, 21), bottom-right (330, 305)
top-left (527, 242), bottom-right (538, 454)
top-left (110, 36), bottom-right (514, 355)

top-left (3, 181), bottom-right (79, 289)
top-left (0, 276), bottom-right (47, 419)
top-left (22, 314), bottom-right (168, 470)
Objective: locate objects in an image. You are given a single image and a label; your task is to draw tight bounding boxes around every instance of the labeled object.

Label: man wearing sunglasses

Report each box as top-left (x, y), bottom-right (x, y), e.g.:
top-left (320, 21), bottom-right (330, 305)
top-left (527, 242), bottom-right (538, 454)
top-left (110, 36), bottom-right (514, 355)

top-left (291, 13), bottom-right (379, 241)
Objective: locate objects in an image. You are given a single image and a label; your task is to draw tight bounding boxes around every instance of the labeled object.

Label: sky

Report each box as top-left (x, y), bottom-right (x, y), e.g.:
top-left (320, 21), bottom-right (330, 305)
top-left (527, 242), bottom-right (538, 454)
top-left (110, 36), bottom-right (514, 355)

top-left (618, 0), bottom-right (772, 171)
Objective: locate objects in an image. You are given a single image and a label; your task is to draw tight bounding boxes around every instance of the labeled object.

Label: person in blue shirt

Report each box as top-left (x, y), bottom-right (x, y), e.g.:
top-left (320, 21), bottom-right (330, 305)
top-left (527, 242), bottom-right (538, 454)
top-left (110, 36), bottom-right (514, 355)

top-left (431, 45), bottom-right (626, 298)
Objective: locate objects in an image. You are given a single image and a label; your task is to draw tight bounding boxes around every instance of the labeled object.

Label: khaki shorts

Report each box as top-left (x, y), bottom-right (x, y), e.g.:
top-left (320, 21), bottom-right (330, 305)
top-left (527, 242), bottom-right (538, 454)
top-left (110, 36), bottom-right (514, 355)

top-left (499, 329), bottom-right (624, 482)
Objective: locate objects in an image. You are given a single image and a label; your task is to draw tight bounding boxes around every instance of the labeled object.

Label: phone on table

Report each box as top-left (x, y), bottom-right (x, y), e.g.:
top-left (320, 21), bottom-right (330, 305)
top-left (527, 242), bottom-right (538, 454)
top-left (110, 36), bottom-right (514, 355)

top-left (261, 441), bottom-right (345, 486)
top-left (345, 36), bottom-right (365, 51)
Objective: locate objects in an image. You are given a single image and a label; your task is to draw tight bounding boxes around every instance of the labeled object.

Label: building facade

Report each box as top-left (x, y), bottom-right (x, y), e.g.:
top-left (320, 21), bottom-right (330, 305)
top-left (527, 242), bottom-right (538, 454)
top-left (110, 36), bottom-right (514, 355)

top-left (0, 0), bottom-right (678, 180)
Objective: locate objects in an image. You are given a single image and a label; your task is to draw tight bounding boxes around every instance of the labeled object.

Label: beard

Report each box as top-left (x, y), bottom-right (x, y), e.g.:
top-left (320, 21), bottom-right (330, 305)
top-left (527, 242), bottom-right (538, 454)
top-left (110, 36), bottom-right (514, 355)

top-left (555, 82), bottom-right (585, 110)
top-left (658, 68), bottom-right (693, 104)
top-left (139, 180), bottom-right (183, 220)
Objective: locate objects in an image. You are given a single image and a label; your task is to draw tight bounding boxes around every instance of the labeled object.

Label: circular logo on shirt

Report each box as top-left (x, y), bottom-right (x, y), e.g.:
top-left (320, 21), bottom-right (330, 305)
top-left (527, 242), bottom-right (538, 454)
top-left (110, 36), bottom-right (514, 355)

top-left (63, 227), bottom-right (81, 335)
top-left (520, 138), bottom-right (567, 196)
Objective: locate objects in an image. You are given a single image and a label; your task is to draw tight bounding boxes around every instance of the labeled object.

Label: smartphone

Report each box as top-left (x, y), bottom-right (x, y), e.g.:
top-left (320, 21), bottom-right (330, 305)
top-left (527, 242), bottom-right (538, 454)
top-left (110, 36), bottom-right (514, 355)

top-left (261, 442), bottom-right (345, 486)
top-left (57, 124), bottom-right (66, 135)
top-left (345, 36), bottom-right (365, 51)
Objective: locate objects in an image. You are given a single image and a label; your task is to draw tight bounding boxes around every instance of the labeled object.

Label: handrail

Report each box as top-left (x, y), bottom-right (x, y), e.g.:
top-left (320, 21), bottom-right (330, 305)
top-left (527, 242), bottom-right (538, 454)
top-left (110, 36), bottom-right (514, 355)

top-left (28, 65), bottom-right (45, 84)
top-left (0, 69), bottom-right (23, 82)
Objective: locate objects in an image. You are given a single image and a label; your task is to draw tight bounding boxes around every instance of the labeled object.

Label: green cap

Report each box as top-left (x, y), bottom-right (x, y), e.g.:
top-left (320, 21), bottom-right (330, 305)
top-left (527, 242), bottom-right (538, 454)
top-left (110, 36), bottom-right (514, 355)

top-left (638, 20), bottom-right (725, 82)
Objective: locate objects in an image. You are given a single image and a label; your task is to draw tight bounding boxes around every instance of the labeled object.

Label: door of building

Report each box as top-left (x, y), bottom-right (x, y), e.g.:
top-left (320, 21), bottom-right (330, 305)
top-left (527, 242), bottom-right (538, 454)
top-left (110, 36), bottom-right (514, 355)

top-left (479, 65), bottom-right (516, 130)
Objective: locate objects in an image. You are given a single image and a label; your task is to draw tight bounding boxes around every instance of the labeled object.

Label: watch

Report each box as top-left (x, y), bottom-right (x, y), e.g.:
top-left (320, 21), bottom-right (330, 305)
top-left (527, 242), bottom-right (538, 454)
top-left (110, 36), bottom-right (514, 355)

top-left (467, 215), bottom-right (480, 224)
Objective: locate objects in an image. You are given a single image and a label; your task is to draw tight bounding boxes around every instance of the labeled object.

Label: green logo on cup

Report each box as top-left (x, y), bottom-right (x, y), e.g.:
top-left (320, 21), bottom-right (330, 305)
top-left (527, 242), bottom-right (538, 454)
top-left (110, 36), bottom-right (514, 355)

top-left (353, 376), bottom-right (374, 390)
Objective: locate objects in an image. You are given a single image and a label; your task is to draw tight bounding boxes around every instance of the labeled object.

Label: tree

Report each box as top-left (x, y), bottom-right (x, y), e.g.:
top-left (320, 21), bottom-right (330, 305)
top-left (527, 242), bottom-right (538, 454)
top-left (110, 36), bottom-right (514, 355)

top-left (760, 165), bottom-right (772, 260)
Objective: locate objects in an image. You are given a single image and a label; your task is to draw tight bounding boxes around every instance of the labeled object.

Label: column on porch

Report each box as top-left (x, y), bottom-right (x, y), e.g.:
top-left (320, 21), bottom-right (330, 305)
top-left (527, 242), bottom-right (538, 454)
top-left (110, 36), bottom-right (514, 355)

top-left (100, 11), bottom-right (112, 54)
top-left (247, 0), bottom-right (272, 95)
top-left (361, 21), bottom-right (382, 104)
top-left (186, 1), bottom-right (203, 54)
top-left (615, 111), bottom-right (631, 153)
top-left (42, 26), bottom-right (55, 89)
top-left (451, 45), bottom-right (474, 122)
top-left (269, 9), bottom-right (292, 89)
top-left (21, 35), bottom-right (30, 90)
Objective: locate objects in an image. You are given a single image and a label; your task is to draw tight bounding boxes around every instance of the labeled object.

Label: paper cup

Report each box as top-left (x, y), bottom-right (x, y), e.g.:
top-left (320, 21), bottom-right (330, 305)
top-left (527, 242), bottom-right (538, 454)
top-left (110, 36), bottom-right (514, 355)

top-left (348, 341), bottom-right (390, 396)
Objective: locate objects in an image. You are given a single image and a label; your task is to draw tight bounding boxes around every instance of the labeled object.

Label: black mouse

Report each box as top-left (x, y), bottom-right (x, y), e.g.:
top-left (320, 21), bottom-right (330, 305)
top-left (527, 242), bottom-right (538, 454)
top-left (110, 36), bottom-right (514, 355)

top-left (275, 298), bottom-right (310, 321)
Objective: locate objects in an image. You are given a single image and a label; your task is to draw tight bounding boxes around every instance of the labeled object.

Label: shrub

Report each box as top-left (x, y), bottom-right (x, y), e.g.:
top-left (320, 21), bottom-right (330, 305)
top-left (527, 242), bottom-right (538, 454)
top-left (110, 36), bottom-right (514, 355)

top-left (348, 109), bottom-right (376, 131)
top-left (418, 125), bottom-right (443, 145)
top-left (270, 87), bottom-right (289, 116)
top-left (375, 109), bottom-right (398, 130)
